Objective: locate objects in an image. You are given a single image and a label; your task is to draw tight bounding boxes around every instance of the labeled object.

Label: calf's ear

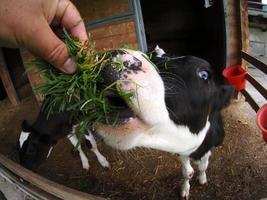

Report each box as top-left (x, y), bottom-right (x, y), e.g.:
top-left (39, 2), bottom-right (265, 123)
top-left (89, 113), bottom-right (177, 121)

top-left (21, 120), bottom-right (32, 132)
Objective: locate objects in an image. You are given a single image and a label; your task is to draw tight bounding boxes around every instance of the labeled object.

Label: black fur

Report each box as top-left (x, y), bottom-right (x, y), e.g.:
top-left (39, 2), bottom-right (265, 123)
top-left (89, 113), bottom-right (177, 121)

top-left (151, 55), bottom-right (234, 160)
top-left (19, 52), bottom-right (233, 169)
top-left (18, 111), bottom-right (73, 169)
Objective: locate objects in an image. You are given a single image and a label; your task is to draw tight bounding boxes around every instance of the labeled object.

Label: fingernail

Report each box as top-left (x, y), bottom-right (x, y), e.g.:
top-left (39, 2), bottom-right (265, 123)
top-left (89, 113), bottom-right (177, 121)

top-left (62, 58), bottom-right (76, 73)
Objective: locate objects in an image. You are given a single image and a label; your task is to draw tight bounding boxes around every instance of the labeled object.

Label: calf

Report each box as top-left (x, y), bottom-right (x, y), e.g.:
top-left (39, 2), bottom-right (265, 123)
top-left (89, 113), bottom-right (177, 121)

top-left (95, 47), bottom-right (234, 199)
top-left (18, 109), bottom-right (110, 170)
top-left (18, 47), bottom-right (233, 199)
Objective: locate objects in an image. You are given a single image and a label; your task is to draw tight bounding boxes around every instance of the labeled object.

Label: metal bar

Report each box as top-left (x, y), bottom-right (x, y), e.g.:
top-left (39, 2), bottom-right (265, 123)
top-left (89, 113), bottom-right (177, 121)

top-left (246, 73), bottom-right (267, 99)
top-left (0, 166), bottom-right (58, 200)
top-left (131, 0), bottom-right (148, 52)
top-left (85, 12), bottom-right (135, 30)
top-left (241, 51), bottom-right (267, 74)
top-left (248, 8), bottom-right (267, 13)
top-left (248, 1), bottom-right (267, 6)
top-left (241, 90), bottom-right (260, 112)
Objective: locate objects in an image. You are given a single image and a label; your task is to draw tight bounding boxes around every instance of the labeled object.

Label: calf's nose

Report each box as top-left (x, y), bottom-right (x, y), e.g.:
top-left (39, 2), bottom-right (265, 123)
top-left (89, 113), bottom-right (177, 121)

top-left (100, 64), bottom-right (122, 86)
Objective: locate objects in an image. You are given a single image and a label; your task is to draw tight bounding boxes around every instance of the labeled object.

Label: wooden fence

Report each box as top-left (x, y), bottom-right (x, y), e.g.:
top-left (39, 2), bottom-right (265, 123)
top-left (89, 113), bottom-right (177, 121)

top-left (241, 51), bottom-right (267, 112)
top-left (0, 154), bottom-right (106, 200)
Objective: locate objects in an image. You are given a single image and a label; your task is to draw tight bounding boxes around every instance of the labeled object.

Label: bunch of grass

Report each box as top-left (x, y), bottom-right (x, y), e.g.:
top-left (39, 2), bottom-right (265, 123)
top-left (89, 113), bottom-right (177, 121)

top-left (32, 29), bottom-right (133, 134)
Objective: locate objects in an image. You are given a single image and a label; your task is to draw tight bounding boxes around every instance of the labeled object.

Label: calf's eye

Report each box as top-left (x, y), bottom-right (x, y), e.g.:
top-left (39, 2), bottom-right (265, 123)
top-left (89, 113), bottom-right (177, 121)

top-left (198, 70), bottom-right (210, 81)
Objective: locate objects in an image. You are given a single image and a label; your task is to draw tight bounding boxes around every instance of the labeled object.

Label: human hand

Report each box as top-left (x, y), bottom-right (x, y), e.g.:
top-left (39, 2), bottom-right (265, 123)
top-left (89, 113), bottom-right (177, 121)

top-left (0, 0), bottom-right (88, 73)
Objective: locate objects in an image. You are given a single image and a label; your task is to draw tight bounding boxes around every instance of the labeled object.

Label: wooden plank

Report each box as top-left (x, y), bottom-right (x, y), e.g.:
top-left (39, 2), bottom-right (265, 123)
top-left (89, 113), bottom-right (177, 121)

top-left (0, 64), bottom-right (20, 106)
top-left (19, 49), bottom-right (44, 103)
top-left (225, 0), bottom-right (242, 65)
top-left (0, 49), bottom-right (20, 105)
top-left (90, 20), bottom-right (138, 50)
top-left (241, 89), bottom-right (260, 112)
top-left (0, 166), bottom-right (60, 200)
top-left (240, 0), bottom-right (249, 68)
top-left (72, 0), bottom-right (130, 23)
top-left (241, 51), bottom-right (267, 74)
top-left (0, 154), bottom-right (106, 200)
top-left (246, 73), bottom-right (267, 99)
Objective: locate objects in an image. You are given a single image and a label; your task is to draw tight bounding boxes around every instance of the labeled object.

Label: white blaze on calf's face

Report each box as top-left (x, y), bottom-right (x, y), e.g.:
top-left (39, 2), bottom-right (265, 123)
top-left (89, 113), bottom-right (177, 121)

top-left (95, 49), bottom-right (215, 156)
top-left (96, 49), bottom-right (171, 149)
top-left (19, 131), bottom-right (31, 148)
top-left (117, 49), bottom-right (169, 125)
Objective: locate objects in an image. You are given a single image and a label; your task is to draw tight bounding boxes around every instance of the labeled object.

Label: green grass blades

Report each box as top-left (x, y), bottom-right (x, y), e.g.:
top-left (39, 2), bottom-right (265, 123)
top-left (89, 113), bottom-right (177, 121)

top-left (32, 29), bottom-right (133, 136)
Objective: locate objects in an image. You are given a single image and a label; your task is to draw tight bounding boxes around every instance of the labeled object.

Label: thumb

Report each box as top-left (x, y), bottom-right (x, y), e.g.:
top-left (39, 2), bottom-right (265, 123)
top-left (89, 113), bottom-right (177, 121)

top-left (26, 20), bottom-right (76, 74)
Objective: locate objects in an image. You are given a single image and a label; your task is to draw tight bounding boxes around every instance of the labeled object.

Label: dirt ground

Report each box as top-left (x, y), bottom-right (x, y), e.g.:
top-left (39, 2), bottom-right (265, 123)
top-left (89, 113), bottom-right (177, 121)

top-left (0, 95), bottom-right (266, 200)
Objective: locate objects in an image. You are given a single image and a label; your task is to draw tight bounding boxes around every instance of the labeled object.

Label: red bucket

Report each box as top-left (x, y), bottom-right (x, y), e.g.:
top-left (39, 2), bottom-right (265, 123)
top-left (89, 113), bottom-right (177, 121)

top-left (256, 104), bottom-right (267, 143)
top-left (222, 65), bottom-right (247, 91)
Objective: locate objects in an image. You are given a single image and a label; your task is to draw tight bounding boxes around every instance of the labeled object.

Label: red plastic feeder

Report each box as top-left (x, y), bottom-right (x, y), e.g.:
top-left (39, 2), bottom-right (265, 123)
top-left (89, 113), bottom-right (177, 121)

top-left (222, 65), bottom-right (247, 91)
top-left (256, 104), bottom-right (267, 143)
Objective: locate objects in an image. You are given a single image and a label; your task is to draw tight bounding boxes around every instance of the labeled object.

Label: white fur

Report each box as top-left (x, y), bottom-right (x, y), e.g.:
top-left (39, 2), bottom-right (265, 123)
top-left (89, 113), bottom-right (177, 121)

top-left (46, 147), bottom-right (53, 158)
top-left (204, 0), bottom-right (212, 8)
top-left (180, 156), bottom-right (193, 199)
top-left (97, 118), bottom-right (210, 156)
top-left (67, 132), bottom-right (90, 170)
top-left (97, 48), bottom-right (210, 155)
top-left (85, 131), bottom-right (110, 168)
top-left (179, 151), bottom-right (211, 198)
top-left (67, 126), bottom-right (109, 170)
top-left (196, 151), bottom-right (211, 184)
top-left (155, 45), bottom-right (166, 57)
top-left (98, 48), bottom-right (212, 151)
top-left (19, 131), bottom-right (30, 148)
top-left (96, 48), bottom-right (213, 199)
top-left (119, 49), bottom-right (170, 125)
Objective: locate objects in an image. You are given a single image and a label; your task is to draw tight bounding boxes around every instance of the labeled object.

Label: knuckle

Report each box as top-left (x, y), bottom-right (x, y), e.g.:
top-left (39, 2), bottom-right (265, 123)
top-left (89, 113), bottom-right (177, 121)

top-left (45, 43), bottom-right (67, 66)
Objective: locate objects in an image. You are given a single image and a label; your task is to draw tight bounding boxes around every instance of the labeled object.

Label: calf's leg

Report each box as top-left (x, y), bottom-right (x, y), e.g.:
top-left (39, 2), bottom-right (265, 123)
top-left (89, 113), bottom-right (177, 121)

top-left (180, 155), bottom-right (194, 200)
top-left (196, 151), bottom-right (211, 185)
top-left (85, 130), bottom-right (110, 168)
top-left (67, 132), bottom-right (90, 170)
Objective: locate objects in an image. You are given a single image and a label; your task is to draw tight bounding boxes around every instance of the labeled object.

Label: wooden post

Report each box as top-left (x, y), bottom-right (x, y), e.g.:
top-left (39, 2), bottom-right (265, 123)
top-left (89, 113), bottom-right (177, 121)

top-left (225, 0), bottom-right (243, 65)
top-left (20, 49), bottom-right (44, 103)
top-left (0, 48), bottom-right (20, 106)
top-left (240, 0), bottom-right (249, 69)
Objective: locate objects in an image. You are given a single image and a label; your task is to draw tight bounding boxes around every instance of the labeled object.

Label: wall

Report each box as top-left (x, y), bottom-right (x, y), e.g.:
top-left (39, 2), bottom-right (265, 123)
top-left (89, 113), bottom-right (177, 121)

top-left (249, 28), bottom-right (267, 58)
top-left (72, 0), bottom-right (138, 50)
top-left (141, 0), bottom-right (226, 82)
top-left (72, 0), bottom-right (129, 23)
top-left (20, 0), bottom-right (246, 101)
top-left (90, 21), bottom-right (138, 50)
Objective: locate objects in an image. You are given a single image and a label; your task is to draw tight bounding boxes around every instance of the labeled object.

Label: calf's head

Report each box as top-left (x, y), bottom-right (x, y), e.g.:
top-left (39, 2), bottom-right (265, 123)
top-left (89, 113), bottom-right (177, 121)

top-left (96, 48), bottom-right (233, 153)
top-left (17, 120), bottom-right (56, 169)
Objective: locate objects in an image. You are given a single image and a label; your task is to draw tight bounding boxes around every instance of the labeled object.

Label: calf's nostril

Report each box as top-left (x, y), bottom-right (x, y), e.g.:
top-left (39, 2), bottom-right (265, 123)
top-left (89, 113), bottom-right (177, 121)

top-left (101, 64), bottom-right (122, 85)
top-left (123, 61), bottom-right (130, 68)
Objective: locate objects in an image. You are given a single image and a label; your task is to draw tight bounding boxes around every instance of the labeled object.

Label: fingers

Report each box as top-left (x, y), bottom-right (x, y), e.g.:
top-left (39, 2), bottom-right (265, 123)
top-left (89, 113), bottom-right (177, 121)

top-left (26, 18), bottom-right (76, 73)
top-left (32, 0), bottom-right (87, 73)
top-left (55, 0), bottom-right (88, 43)
top-left (1, 0), bottom-right (88, 74)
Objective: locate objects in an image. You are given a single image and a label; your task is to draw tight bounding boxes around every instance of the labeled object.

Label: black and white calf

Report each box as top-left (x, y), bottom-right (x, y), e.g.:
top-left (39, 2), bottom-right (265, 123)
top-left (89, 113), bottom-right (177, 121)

top-left (18, 46), bottom-right (233, 199)
top-left (95, 47), bottom-right (234, 199)
top-left (18, 110), bottom-right (109, 170)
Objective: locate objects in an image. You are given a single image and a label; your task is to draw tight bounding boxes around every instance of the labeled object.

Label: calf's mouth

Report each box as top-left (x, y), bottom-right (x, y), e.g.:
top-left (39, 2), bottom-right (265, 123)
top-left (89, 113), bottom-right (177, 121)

top-left (98, 49), bottom-right (152, 127)
top-left (105, 91), bottom-right (137, 125)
